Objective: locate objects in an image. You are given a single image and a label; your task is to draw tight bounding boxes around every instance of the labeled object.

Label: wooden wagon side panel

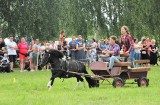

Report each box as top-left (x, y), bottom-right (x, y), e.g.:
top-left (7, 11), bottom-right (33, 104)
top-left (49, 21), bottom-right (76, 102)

top-left (90, 61), bottom-right (108, 70)
top-left (128, 67), bottom-right (151, 79)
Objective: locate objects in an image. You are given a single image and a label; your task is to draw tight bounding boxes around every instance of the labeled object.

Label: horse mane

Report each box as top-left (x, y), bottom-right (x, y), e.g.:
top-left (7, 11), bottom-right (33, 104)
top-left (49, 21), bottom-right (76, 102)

top-left (49, 49), bottom-right (64, 59)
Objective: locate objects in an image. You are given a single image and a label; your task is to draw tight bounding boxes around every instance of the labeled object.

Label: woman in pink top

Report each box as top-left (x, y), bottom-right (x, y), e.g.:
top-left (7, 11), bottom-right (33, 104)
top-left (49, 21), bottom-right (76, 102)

top-left (18, 38), bottom-right (29, 72)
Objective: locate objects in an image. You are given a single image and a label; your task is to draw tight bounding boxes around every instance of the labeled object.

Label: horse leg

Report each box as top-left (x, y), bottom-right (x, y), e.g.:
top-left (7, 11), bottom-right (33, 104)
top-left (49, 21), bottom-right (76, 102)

top-left (47, 76), bottom-right (55, 90)
top-left (47, 71), bottom-right (62, 90)
top-left (74, 76), bottom-right (85, 90)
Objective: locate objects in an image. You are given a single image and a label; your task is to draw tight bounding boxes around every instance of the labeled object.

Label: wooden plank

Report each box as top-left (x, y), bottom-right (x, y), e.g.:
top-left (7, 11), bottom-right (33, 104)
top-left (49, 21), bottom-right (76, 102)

top-left (90, 62), bottom-right (108, 70)
top-left (120, 53), bottom-right (129, 57)
top-left (90, 61), bottom-right (131, 70)
top-left (128, 67), bottom-right (151, 72)
top-left (113, 62), bottom-right (131, 66)
top-left (134, 60), bottom-right (150, 63)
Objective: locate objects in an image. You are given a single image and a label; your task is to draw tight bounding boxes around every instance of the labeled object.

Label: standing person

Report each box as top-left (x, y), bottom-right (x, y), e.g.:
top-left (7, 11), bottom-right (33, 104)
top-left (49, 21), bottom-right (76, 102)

top-left (6, 36), bottom-right (18, 72)
top-left (97, 39), bottom-right (107, 61)
top-left (97, 39), bottom-right (107, 54)
top-left (76, 35), bottom-right (85, 61)
top-left (149, 39), bottom-right (158, 65)
top-left (59, 31), bottom-right (65, 42)
top-left (69, 36), bottom-right (77, 60)
top-left (138, 36), bottom-right (145, 45)
top-left (29, 39), bottom-right (35, 71)
top-left (89, 38), bottom-right (97, 63)
top-left (146, 37), bottom-right (152, 56)
top-left (18, 37), bottom-right (29, 72)
top-left (134, 38), bottom-right (142, 60)
top-left (120, 25), bottom-right (135, 68)
top-left (50, 41), bottom-right (57, 49)
top-left (141, 39), bottom-right (149, 60)
top-left (32, 39), bottom-right (41, 71)
top-left (61, 36), bottom-right (68, 57)
top-left (0, 37), bottom-right (5, 57)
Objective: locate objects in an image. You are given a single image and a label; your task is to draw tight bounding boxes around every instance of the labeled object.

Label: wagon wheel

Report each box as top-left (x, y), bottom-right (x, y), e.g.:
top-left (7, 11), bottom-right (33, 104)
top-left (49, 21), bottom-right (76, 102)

top-left (112, 77), bottom-right (124, 88)
top-left (137, 77), bottom-right (149, 87)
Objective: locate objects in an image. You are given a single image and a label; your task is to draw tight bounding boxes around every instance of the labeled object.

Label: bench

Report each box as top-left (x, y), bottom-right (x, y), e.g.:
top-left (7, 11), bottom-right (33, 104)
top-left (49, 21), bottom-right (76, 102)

top-left (134, 60), bottom-right (150, 67)
top-left (128, 67), bottom-right (151, 72)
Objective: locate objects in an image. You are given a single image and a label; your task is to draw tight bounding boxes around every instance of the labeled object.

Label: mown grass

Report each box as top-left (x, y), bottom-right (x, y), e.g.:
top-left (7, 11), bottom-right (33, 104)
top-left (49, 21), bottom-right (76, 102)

top-left (0, 66), bottom-right (160, 105)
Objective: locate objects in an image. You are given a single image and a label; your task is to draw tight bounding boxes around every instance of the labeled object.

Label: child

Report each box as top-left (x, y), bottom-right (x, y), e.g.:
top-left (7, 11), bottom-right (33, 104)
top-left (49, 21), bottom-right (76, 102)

top-left (1, 53), bottom-right (10, 73)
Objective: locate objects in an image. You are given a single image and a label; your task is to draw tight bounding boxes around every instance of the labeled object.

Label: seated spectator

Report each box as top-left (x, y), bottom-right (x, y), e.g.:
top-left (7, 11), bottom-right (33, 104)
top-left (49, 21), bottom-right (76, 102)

top-left (1, 53), bottom-right (10, 73)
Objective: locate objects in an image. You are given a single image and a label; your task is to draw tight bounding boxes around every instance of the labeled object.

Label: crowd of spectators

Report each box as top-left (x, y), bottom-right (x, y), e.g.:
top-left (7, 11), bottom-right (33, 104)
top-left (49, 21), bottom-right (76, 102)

top-left (0, 27), bottom-right (159, 73)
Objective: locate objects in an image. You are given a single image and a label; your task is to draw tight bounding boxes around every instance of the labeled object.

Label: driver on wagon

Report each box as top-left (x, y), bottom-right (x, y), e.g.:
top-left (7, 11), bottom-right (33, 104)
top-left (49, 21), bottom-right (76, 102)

top-left (100, 36), bottom-right (120, 73)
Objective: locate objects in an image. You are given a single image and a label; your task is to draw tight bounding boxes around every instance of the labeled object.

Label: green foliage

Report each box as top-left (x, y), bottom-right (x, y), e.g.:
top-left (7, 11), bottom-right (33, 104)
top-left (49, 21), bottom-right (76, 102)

top-left (0, 0), bottom-right (160, 45)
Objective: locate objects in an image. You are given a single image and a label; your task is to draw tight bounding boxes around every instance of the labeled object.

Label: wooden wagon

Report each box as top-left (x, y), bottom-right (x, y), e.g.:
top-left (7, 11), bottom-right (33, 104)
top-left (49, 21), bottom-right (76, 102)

top-left (89, 59), bottom-right (151, 88)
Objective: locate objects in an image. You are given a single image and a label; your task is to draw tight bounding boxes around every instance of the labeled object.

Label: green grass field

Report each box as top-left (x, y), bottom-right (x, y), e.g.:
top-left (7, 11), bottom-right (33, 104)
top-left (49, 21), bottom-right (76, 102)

top-left (0, 66), bottom-right (160, 105)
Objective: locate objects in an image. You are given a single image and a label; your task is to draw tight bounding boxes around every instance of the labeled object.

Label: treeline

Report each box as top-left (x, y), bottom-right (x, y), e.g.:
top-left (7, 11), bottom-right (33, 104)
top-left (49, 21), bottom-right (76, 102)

top-left (0, 0), bottom-right (160, 44)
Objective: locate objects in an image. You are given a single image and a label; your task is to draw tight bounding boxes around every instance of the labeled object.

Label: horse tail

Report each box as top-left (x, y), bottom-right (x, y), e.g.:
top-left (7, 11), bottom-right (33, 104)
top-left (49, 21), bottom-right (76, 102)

top-left (82, 64), bottom-right (99, 88)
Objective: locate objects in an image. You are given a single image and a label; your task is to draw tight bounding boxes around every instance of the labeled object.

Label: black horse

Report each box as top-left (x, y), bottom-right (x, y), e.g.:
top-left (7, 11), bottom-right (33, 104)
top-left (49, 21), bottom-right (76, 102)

top-left (40, 49), bottom-right (99, 90)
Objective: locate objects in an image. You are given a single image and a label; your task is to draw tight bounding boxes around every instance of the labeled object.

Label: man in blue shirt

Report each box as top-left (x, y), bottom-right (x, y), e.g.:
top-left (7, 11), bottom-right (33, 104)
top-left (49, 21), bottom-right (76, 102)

top-left (75, 35), bottom-right (84, 44)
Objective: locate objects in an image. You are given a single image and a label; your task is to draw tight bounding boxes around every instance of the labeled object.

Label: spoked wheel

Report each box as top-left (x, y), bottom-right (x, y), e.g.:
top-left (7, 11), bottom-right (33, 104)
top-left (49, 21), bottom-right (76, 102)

top-left (112, 77), bottom-right (124, 88)
top-left (137, 77), bottom-right (149, 87)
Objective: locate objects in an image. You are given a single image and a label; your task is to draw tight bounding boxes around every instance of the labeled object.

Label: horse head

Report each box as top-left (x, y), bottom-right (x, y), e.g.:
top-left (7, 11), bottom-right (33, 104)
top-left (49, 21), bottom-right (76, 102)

top-left (40, 49), bottom-right (64, 67)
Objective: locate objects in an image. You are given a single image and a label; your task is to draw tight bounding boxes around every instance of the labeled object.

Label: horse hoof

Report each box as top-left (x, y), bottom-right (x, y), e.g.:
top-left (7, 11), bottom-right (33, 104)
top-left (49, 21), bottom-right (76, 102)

top-left (48, 86), bottom-right (52, 90)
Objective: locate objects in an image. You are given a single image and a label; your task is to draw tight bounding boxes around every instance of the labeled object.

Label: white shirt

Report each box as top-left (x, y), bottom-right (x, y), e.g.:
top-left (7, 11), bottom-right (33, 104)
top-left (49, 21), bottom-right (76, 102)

top-left (6, 41), bottom-right (17, 55)
top-left (33, 44), bottom-right (41, 52)
top-left (91, 42), bottom-right (97, 54)
top-left (134, 43), bottom-right (141, 53)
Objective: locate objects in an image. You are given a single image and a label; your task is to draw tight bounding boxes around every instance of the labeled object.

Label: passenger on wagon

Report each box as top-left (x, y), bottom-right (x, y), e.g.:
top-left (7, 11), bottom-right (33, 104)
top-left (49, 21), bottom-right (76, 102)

top-left (101, 36), bottom-right (120, 72)
top-left (120, 26), bottom-right (134, 68)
